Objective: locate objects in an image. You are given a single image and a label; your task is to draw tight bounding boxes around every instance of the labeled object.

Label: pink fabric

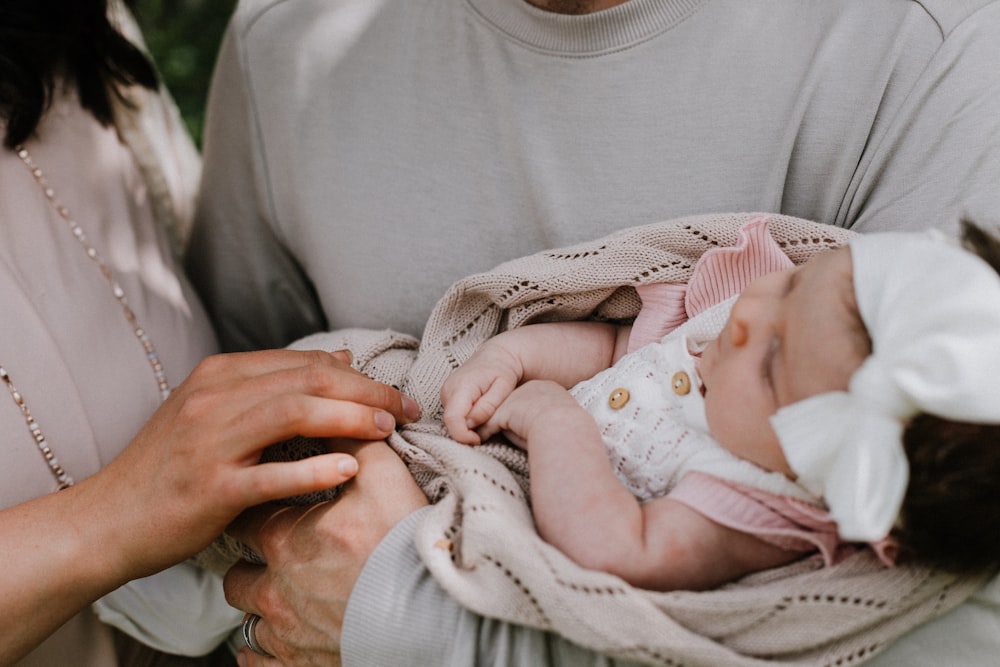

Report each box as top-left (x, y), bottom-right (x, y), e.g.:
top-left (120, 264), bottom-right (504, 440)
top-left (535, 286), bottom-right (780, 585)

top-left (671, 472), bottom-right (897, 567)
top-left (628, 215), bottom-right (795, 353)
top-left (629, 283), bottom-right (688, 353)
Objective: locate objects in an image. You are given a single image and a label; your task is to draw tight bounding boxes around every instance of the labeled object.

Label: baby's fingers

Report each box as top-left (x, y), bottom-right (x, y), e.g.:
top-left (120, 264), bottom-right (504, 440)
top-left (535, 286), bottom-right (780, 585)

top-left (466, 376), bottom-right (517, 426)
top-left (443, 404), bottom-right (481, 445)
top-left (442, 382), bottom-right (486, 444)
top-left (475, 419), bottom-right (526, 448)
top-left (474, 421), bottom-right (501, 443)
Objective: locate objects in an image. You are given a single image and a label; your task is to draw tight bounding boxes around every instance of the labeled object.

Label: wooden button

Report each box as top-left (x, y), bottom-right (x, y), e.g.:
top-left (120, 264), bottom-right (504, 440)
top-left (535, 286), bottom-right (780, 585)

top-left (671, 371), bottom-right (691, 396)
top-left (608, 387), bottom-right (630, 409)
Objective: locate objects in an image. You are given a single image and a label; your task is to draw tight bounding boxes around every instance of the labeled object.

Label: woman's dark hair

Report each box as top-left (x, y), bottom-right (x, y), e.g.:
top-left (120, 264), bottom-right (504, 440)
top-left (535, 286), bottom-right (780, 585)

top-left (0, 0), bottom-right (157, 149)
top-left (895, 219), bottom-right (1000, 572)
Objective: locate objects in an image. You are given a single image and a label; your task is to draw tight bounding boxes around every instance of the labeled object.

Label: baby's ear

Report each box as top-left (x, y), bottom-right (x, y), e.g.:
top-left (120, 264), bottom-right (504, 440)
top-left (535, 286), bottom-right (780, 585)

top-left (728, 319), bottom-right (748, 347)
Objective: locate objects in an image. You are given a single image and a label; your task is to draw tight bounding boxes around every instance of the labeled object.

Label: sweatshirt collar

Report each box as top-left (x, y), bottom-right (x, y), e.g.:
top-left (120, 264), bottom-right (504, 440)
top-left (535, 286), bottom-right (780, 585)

top-left (464, 0), bottom-right (706, 55)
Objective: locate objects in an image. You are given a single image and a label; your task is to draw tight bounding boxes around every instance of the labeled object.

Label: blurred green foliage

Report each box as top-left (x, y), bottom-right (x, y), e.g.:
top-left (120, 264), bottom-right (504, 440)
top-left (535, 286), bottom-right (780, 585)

top-left (133, 0), bottom-right (239, 146)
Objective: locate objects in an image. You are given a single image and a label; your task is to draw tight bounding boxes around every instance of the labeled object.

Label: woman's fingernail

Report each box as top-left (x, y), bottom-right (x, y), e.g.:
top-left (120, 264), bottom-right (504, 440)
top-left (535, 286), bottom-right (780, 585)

top-left (338, 457), bottom-right (358, 476)
top-left (374, 411), bottom-right (396, 431)
top-left (403, 395), bottom-right (422, 420)
top-left (333, 348), bottom-right (354, 365)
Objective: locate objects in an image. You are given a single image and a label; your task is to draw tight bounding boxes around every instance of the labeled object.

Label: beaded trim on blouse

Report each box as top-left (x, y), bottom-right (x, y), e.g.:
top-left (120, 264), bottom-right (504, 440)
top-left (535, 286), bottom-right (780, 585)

top-left (0, 365), bottom-right (74, 489)
top-left (4, 146), bottom-right (173, 489)
top-left (16, 146), bottom-right (171, 400)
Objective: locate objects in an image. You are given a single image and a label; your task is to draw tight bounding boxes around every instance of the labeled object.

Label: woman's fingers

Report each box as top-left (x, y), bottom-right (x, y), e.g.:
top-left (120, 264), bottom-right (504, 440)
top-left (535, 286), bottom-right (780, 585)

top-left (239, 455), bottom-right (359, 508)
top-left (186, 349), bottom-right (346, 388)
top-left (165, 353), bottom-right (421, 462)
top-left (241, 355), bottom-right (416, 425)
top-left (185, 349), bottom-right (420, 427)
top-left (102, 349), bottom-right (419, 568)
top-left (214, 392), bottom-right (400, 453)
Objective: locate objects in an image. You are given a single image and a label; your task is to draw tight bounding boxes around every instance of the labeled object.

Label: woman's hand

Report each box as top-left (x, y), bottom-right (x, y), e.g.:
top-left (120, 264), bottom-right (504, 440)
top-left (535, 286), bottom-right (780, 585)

top-left (86, 349), bottom-right (421, 578)
top-left (223, 439), bottom-right (428, 666)
top-left (0, 348), bottom-right (420, 664)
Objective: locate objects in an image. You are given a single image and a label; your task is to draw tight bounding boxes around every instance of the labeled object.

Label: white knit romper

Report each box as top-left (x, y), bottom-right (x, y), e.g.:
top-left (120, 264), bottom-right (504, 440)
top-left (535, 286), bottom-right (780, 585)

top-left (569, 298), bottom-right (816, 504)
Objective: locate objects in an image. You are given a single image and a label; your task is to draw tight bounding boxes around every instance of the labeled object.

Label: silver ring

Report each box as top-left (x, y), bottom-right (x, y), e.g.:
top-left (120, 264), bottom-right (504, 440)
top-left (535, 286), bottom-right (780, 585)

top-left (242, 613), bottom-right (274, 658)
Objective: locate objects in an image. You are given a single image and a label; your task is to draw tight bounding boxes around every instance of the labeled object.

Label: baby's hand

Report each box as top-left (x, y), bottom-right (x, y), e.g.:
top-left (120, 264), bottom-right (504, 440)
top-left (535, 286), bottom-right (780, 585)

top-left (441, 342), bottom-right (522, 444)
top-left (479, 380), bottom-right (584, 449)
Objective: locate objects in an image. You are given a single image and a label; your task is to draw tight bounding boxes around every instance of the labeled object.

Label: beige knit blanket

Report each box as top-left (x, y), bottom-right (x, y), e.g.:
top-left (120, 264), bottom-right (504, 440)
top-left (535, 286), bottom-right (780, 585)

top-left (210, 213), bottom-right (995, 666)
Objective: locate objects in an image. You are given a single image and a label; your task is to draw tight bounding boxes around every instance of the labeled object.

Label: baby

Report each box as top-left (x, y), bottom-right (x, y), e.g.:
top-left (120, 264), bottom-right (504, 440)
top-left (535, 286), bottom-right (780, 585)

top-left (442, 219), bottom-right (1000, 591)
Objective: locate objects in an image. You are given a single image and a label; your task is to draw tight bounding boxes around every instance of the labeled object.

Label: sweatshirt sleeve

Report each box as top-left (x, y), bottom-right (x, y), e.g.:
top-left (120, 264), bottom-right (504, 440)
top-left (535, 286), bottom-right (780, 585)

top-left (185, 17), bottom-right (327, 352)
top-left (848, 2), bottom-right (1000, 237)
top-left (340, 507), bottom-right (642, 667)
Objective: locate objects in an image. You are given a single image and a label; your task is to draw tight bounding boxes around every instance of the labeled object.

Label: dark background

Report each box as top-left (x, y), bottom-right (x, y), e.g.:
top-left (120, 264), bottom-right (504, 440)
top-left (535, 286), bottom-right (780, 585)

top-left (133, 0), bottom-right (239, 146)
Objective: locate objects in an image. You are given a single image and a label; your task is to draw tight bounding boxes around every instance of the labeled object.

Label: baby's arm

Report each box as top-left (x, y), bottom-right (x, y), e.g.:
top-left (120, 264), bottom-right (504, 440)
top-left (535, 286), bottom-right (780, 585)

top-left (485, 381), bottom-right (801, 591)
top-left (442, 321), bottom-right (629, 444)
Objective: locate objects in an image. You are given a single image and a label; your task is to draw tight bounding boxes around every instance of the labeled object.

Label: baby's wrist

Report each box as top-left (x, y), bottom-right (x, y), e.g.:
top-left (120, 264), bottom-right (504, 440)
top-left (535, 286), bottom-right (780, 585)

top-left (520, 384), bottom-right (587, 440)
top-left (478, 339), bottom-right (524, 381)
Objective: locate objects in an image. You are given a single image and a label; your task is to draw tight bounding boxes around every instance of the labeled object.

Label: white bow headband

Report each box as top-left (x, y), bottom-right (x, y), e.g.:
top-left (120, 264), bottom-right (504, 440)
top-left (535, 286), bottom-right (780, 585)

top-left (770, 230), bottom-right (1000, 542)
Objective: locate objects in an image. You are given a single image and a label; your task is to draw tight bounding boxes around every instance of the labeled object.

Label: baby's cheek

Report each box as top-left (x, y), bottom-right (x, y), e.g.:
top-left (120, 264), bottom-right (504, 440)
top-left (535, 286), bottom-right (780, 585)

top-left (733, 418), bottom-right (795, 477)
top-left (705, 397), bottom-right (770, 466)
top-left (702, 393), bottom-right (730, 442)
top-left (760, 429), bottom-right (795, 478)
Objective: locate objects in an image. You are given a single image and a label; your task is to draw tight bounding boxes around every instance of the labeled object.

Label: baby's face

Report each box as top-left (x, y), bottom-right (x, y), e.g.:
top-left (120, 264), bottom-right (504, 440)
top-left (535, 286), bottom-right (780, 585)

top-left (699, 246), bottom-right (869, 476)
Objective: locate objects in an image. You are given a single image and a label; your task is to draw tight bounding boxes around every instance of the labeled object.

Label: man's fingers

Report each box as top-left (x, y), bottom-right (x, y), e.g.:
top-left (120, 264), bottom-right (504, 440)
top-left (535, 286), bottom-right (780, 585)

top-left (223, 559), bottom-right (266, 613)
top-left (226, 502), bottom-right (309, 557)
top-left (226, 441), bottom-right (424, 566)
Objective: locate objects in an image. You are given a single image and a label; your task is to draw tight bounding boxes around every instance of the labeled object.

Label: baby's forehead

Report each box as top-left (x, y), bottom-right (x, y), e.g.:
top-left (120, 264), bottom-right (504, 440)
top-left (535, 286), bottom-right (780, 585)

top-left (826, 245), bottom-right (872, 354)
top-left (770, 238), bottom-right (892, 543)
top-left (800, 245), bottom-right (863, 317)
top-left (775, 246), bottom-right (870, 403)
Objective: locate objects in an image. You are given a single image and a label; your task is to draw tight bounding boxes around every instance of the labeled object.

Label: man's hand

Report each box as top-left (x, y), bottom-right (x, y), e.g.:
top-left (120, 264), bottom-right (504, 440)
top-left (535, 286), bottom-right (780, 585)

top-left (223, 439), bottom-right (428, 666)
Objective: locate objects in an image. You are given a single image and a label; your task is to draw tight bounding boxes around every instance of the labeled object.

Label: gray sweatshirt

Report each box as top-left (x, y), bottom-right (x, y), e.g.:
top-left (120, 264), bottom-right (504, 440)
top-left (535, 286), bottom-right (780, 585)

top-left (187, 0), bottom-right (1000, 664)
